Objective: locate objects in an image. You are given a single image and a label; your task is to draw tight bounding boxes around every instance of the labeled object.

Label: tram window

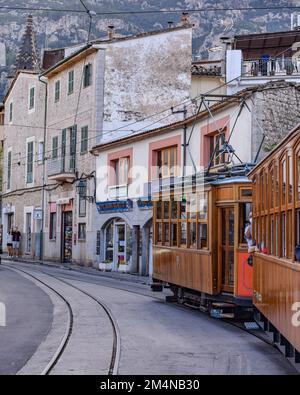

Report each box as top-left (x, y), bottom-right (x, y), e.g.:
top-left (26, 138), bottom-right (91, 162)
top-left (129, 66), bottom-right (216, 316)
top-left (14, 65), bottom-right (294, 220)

top-left (198, 224), bottom-right (208, 249)
top-left (261, 172), bottom-right (265, 211)
top-left (199, 195), bottom-right (208, 220)
top-left (171, 200), bottom-right (178, 219)
top-left (275, 215), bottom-right (279, 257)
top-left (163, 201), bottom-right (170, 219)
top-left (189, 222), bottom-right (197, 249)
top-left (156, 201), bottom-right (162, 220)
top-left (171, 224), bottom-right (178, 247)
top-left (281, 159), bottom-right (286, 206)
top-left (164, 223), bottom-right (170, 245)
top-left (180, 200), bottom-right (187, 220)
top-left (156, 223), bottom-right (162, 244)
top-left (180, 222), bottom-right (187, 246)
top-left (274, 164), bottom-right (279, 207)
top-left (239, 203), bottom-right (252, 244)
top-left (287, 211), bottom-right (293, 259)
top-left (281, 213), bottom-right (286, 258)
top-left (288, 154), bottom-right (293, 204)
top-left (270, 217), bottom-right (274, 255)
top-left (297, 156), bottom-right (300, 201)
top-left (270, 168), bottom-right (274, 209)
top-left (296, 210), bottom-right (300, 247)
top-left (189, 195), bottom-right (197, 220)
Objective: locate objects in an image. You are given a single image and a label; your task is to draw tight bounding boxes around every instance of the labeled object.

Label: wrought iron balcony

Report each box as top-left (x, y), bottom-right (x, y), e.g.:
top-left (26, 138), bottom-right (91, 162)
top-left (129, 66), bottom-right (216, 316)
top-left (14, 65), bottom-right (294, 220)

top-left (47, 155), bottom-right (76, 182)
top-left (243, 57), bottom-right (300, 78)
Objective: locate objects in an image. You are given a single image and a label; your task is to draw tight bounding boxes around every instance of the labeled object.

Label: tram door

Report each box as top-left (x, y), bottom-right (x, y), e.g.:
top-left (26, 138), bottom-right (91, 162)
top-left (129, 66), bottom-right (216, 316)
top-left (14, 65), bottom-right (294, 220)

top-left (220, 207), bottom-right (235, 293)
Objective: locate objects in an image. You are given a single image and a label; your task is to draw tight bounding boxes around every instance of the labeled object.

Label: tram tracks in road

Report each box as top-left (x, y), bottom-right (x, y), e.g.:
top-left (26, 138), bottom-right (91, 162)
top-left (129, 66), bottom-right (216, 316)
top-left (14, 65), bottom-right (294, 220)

top-left (3, 261), bottom-right (281, 372)
top-left (3, 263), bottom-right (120, 376)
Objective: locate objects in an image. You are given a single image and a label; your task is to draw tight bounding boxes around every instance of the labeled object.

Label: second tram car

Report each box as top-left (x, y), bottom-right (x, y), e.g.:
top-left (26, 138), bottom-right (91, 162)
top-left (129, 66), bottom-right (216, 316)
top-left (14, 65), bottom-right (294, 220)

top-left (152, 165), bottom-right (254, 319)
top-left (249, 125), bottom-right (300, 368)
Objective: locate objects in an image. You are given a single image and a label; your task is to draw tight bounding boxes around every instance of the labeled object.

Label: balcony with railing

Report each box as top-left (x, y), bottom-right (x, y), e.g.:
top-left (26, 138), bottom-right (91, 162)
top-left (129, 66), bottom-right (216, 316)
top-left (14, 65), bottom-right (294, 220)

top-left (242, 57), bottom-right (300, 78)
top-left (108, 184), bottom-right (129, 200)
top-left (47, 155), bottom-right (77, 182)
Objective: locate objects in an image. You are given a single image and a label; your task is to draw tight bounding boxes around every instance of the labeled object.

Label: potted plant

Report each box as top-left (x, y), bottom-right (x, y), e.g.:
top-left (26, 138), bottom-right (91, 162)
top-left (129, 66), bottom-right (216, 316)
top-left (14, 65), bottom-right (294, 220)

top-left (99, 260), bottom-right (113, 272)
top-left (118, 257), bottom-right (130, 273)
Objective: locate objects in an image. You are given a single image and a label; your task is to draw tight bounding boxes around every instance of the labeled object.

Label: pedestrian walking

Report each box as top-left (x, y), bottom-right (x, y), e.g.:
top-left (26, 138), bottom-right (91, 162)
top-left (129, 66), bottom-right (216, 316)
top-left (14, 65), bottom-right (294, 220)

top-left (12, 227), bottom-right (22, 259)
top-left (7, 229), bottom-right (13, 259)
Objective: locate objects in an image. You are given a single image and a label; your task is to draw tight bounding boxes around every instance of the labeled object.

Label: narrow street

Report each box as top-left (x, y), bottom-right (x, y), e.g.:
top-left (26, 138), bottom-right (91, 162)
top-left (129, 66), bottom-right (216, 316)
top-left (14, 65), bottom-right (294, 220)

top-left (0, 261), bottom-right (296, 375)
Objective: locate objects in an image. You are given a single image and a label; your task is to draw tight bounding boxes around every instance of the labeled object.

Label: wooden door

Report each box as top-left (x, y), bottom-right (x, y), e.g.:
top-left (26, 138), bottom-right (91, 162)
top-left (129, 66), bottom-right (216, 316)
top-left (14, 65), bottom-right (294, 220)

top-left (220, 207), bottom-right (235, 293)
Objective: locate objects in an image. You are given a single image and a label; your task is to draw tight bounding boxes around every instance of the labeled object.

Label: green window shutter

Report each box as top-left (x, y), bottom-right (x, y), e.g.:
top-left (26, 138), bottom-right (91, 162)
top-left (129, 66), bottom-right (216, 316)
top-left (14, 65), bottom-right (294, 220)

top-left (52, 136), bottom-right (59, 159)
top-left (7, 151), bottom-right (11, 190)
top-left (29, 87), bottom-right (35, 109)
top-left (27, 141), bottom-right (34, 184)
top-left (70, 125), bottom-right (77, 171)
top-left (68, 70), bottom-right (74, 95)
top-left (62, 129), bottom-right (66, 171)
top-left (81, 126), bottom-right (88, 154)
top-left (9, 102), bottom-right (13, 122)
top-left (55, 81), bottom-right (60, 102)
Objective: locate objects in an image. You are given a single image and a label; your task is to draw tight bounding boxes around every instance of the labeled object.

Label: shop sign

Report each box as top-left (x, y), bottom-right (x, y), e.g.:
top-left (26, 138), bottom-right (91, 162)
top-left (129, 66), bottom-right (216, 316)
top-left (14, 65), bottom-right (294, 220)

top-left (137, 198), bottom-right (153, 210)
top-left (97, 200), bottom-right (133, 214)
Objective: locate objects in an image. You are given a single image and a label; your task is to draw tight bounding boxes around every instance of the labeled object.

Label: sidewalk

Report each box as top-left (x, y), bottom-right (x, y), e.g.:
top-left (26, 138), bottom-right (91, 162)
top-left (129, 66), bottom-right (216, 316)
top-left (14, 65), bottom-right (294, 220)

top-left (1, 254), bottom-right (151, 286)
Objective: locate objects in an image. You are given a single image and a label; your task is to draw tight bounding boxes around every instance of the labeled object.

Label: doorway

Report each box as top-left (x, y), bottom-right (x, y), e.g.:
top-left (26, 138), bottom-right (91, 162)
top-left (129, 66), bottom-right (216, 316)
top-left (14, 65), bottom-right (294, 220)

top-left (25, 212), bottom-right (32, 254)
top-left (220, 207), bottom-right (235, 293)
top-left (62, 211), bottom-right (73, 263)
top-left (114, 223), bottom-right (126, 269)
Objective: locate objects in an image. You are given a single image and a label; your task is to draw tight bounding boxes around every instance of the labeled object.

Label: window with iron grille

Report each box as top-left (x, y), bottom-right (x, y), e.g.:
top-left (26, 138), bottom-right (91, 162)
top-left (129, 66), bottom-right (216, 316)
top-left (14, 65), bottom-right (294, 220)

top-left (78, 223), bottom-right (86, 241)
top-left (27, 141), bottom-right (34, 184)
top-left (49, 212), bottom-right (57, 240)
top-left (79, 180), bottom-right (87, 217)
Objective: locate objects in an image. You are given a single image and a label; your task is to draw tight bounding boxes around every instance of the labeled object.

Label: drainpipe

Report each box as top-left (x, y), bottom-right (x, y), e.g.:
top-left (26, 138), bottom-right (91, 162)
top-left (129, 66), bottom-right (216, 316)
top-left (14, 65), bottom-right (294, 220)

top-left (38, 75), bottom-right (48, 263)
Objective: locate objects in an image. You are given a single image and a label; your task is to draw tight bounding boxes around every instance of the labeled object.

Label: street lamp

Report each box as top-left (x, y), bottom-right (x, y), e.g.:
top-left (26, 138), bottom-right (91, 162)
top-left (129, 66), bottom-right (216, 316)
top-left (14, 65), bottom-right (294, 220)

top-left (76, 178), bottom-right (96, 203)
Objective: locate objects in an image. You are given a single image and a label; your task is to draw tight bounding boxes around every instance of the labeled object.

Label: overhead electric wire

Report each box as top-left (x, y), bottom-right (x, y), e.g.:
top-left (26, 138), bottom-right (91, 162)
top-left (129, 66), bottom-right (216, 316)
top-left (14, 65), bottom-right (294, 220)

top-left (1, 4), bottom-right (300, 15)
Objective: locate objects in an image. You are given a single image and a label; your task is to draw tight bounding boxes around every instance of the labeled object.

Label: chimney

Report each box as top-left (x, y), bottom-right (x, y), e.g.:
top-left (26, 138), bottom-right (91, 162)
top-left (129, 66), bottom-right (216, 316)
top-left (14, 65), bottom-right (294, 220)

top-left (181, 12), bottom-right (189, 26)
top-left (108, 25), bottom-right (115, 40)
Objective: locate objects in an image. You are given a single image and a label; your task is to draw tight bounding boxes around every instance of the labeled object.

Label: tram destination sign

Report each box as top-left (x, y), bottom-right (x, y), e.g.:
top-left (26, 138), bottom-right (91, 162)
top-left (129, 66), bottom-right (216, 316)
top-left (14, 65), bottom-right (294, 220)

top-left (97, 200), bottom-right (133, 214)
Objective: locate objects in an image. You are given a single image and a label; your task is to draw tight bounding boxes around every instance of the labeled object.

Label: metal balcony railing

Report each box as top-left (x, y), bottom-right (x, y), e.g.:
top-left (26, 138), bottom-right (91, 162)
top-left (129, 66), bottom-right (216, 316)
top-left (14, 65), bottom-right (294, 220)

top-left (243, 57), bottom-right (300, 78)
top-left (108, 184), bottom-right (129, 200)
top-left (47, 155), bottom-right (76, 178)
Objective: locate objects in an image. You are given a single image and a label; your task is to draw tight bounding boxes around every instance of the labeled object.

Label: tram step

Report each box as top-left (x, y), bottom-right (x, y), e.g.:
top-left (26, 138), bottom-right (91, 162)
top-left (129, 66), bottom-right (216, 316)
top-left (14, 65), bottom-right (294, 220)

top-left (212, 302), bottom-right (236, 308)
top-left (210, 309), bottom-right (235, 319)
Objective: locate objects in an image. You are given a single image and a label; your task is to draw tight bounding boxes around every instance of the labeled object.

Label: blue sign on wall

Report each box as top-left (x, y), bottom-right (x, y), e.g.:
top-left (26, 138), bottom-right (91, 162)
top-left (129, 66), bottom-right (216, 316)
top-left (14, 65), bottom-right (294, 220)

top-left (97, 200), bottom-right (133, 214)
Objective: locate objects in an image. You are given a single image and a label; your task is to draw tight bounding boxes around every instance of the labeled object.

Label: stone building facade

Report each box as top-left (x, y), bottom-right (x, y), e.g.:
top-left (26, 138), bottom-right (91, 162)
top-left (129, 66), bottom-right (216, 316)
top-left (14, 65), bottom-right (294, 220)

top-left (1, 16), bottom-right (46, 257)
top-left (41, 25), bottom-right (193, 267)
top-left (2, 70), bottom-right (46, 257)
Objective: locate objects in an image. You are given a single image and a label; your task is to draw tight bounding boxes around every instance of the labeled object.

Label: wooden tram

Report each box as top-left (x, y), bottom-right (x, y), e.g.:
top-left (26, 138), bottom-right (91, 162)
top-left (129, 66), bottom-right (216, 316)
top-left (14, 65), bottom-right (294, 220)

top-left (249, 125), bottom-right (300, 366)
top-left (152, 165), bottom-right (254, 319)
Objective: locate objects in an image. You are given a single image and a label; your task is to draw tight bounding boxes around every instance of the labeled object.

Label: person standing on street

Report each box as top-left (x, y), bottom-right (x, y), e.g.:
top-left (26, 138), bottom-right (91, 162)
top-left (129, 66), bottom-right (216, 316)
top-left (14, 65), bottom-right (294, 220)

top-left (7, 229), bottom-right (13, 259)
top-left (12, 227), bottom-right (22, 259)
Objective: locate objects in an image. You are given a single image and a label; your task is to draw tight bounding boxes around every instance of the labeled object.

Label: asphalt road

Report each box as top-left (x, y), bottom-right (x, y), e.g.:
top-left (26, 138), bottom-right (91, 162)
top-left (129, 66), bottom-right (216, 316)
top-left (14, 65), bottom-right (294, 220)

top-left (0, 265), bottom-right (53, 375)
top-left (0, 261), bottom-right (298, 375)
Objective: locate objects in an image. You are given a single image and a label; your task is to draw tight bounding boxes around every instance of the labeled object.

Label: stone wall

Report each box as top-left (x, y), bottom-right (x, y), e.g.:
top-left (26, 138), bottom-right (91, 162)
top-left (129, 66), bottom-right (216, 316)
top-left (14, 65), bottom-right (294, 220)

top-left (251, 81), bottom-right (300, 162)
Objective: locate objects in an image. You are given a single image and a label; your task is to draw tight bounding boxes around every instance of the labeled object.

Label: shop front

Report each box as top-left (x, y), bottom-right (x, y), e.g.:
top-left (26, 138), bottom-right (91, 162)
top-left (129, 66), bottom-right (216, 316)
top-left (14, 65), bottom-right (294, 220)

top-left (96, 199), bottom-right (153, 275)
top-left (103, 219), bottom-right (132, 273)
